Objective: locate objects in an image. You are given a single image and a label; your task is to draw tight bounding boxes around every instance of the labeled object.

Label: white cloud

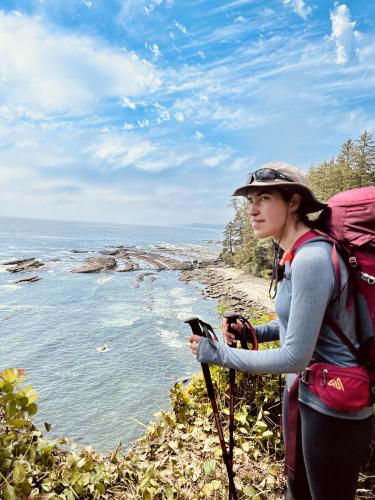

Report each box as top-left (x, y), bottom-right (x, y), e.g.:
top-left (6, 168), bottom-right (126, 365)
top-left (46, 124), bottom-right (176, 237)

top-left (262, 8), bottom-right (275, 17)
top-left (0, 11), bottom-right (160, 116)
top-left (86, 132), bottom-right (158, 169)
top-left (195, 131), bottom-right (204, 140)
top-left (235, 16), bottom-right (246, 23)
top-left (144, 0), bottom-right (163, 15)
top-left (137, 119), bottom-right (151, 128)
top-left (151, 43), bottom-right (161, 59)
top-left (175, 112), bottom-right (185, 122)
top-left (121, 97), bottom-right (137, 110)
top-left (282, 0), bottom-right (312, 20)
top-left (174, 20), bottom-right (188, 34)
top-left (228, 157), bottom-right (253, 172)
top-left (329, 4), bottom-right (360, 64)
top-left (203, 149), bottom-right (232, 167)
top-left (211, 0), bottom-right (253, 14)
top-left (81, 0), bottom-right (93, 7)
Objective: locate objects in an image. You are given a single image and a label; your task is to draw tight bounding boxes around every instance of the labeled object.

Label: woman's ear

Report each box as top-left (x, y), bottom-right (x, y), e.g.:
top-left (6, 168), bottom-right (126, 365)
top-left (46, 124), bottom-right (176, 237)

top-left (288, 193), bottom-right (302, 212)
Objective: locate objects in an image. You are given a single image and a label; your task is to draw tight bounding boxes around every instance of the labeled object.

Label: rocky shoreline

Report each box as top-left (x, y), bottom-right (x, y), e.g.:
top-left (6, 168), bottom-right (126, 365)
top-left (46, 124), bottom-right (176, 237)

top-left (2, 244), bottom-right (273, 316)
top-left (1, 244), bottom-right (221, 281)
top-left (180, 266), bottom-right (274, 316)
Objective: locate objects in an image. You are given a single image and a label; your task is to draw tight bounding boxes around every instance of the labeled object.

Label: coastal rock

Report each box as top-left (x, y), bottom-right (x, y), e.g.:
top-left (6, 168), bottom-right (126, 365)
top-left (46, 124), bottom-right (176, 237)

top-left (4, 258), bottom-right (45, 273)
top-left (71, 256), bottom-right (117, 273)
top-left (71, 249), bottom-right (89, 254)
top-left (100, 249), bottom-right (121, 256)
top-left (117, 262), bottom-right (137, 272)
top-left (15, 276), bottom-right (41, 283)
top-left (3, 258), bottom-right (36, 266)
top-left (135, 272), bottom-right (156, 283)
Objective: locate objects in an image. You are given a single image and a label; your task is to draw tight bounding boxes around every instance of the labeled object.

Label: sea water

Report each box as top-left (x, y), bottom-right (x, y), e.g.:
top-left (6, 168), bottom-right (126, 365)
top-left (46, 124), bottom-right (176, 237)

top-left (0, 217), bottom-right (223, 453)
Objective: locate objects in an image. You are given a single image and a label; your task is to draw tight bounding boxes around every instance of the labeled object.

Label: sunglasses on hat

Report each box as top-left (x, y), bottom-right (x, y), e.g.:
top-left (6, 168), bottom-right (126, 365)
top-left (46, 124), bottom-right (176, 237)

top-left (247, 168), bottom-right (294, 184)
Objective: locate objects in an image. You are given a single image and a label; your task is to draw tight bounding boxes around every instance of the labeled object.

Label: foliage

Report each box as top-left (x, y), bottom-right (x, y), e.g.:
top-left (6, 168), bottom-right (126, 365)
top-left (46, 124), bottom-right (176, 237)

top-left (0, 369), bottom-right (128, 500)
top-left (222, 131), bottom-right (375, 277)
top-left (221, 200), bottom-right (274, 277)
top-left (0, 364), bottom-right (286, 500)
top-left (1, 351), bottom-right (374, 499)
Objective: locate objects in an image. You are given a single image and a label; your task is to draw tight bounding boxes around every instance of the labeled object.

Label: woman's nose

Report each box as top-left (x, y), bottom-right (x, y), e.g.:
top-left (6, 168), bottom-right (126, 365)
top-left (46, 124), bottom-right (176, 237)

top-left (249, 203), bottom-right (259, 216)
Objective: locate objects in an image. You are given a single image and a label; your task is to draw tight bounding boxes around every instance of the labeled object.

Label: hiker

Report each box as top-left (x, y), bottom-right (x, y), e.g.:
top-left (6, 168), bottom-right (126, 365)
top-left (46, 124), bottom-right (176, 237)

top-left (188, 162), bottom-right (374, 500)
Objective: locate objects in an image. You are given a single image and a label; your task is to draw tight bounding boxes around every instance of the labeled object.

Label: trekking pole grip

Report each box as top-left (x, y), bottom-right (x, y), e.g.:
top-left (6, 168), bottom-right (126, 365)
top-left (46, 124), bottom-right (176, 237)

top-left (224, 312), bottom-right (248, 349)
top-left (223, 312), bottom-right (240, 348)
top-left (184, 316), bottom-right (205, 337)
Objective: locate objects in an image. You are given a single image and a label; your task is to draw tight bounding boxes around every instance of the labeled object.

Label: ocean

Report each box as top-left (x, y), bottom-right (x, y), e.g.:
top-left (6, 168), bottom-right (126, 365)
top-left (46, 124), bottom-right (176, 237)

top-left (0, 217), bottom-right (223, 453)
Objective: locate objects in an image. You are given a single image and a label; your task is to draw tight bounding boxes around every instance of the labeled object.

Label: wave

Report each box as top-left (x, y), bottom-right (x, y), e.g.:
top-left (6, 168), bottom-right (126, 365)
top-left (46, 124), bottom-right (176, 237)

top-left (0, 284), bottom-right (22, 291)
top-left (95, 276), bottom-right (114, 285)
top-left (102, 316), bottom-right (141, 328)
top-left (155, 327), bottom-right (185, 349)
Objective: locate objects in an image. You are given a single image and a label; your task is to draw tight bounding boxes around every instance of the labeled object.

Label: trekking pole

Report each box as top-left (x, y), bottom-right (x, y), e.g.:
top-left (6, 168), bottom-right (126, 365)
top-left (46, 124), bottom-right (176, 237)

top-left (184, 317), bottom-right (237, 500)
top-left (223, 312), bottom-right (259, 477)
top-left (224, 313), bottom-right (248, 479)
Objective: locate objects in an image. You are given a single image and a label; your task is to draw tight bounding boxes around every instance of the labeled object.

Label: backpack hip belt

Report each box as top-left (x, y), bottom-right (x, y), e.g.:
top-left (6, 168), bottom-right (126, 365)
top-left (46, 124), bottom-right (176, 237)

top-left (300, 362), bottom-right (372, 412)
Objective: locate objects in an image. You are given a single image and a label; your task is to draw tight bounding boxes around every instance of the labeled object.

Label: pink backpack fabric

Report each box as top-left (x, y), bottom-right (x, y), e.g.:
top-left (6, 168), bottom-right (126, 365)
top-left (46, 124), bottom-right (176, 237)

top-left (304, 187), bottom-right (375, 386)
top-left (316, 186), bottom-right (375, 336)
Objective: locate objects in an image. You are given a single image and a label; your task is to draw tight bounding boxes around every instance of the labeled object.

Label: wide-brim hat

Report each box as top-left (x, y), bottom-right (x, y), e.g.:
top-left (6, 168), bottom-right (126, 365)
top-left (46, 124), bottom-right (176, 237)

top-left (233, 161), bottom-right (327, 214)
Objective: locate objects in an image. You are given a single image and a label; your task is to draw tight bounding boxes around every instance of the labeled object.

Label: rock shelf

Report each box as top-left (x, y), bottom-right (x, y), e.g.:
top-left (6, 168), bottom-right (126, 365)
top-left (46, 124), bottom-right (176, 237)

top-left (1, 245), bottom-right (221, 281)
top-left (3, 258), bottom-right (45, 273)
top-left (72, 246), bottom-right (221, 273)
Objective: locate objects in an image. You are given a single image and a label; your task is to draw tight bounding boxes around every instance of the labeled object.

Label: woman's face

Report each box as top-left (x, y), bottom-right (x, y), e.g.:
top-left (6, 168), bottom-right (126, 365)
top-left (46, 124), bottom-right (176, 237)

top-left (247, 188), bottom-right (290, 240)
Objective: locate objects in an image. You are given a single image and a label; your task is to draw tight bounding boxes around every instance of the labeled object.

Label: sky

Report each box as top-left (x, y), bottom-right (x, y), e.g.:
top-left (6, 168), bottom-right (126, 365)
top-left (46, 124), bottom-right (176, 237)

top-left (0, 0), bottom-right (374, 226)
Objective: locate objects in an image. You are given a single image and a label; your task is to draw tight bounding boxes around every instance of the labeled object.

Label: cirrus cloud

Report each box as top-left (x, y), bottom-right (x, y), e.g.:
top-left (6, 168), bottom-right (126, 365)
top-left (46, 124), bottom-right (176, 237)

top-left (282, 0), bottom-right (312, 20)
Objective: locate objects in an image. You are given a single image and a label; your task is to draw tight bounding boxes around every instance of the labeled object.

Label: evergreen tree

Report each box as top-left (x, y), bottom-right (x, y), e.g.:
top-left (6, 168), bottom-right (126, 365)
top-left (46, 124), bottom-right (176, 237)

top-left (337, 138), bottom-right (356, 168)
top-left (354, 131), bottom-right (375, 185)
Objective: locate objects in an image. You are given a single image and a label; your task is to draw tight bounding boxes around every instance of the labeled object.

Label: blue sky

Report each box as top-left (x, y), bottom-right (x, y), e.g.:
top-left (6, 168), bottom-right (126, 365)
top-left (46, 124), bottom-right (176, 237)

top-left (0, 0), bottom-right (374, 225)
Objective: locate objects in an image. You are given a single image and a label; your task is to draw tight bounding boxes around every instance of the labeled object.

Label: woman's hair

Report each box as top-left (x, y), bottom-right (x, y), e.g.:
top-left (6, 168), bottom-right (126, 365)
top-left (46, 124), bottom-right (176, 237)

top-left (277, 187), bottom-right (312, 226)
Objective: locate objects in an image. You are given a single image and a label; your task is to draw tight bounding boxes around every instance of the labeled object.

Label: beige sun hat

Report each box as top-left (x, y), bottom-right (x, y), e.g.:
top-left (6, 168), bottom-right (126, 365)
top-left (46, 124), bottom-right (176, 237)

top-left (232, 161), bottom-right (327, 214)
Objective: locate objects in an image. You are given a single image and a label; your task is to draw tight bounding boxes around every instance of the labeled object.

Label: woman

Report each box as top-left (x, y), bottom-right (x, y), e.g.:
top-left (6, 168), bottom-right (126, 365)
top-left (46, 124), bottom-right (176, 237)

top-left (188, 161), bottom-right (374, 500)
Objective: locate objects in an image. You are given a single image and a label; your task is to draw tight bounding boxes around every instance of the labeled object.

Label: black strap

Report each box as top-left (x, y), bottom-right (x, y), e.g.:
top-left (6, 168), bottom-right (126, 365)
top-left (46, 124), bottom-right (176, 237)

top-left (199, 319), bottom-right (218, 341)
top-left (324, 314), bottom-right (361, 360)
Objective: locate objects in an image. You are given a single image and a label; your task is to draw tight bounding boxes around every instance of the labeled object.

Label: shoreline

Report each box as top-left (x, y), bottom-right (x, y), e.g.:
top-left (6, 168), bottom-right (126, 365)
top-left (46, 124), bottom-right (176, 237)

top-left (180, 264), bottom-right (274, 317)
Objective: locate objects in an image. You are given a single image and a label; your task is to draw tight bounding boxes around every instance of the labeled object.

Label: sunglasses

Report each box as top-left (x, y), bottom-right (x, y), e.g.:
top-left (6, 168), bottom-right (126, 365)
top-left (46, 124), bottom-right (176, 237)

top-left (247, 168), bottom-right (294, 184)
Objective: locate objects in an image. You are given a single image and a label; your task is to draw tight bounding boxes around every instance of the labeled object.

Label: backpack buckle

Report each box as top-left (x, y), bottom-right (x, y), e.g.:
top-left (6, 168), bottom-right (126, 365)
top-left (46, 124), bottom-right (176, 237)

top-left (348, 256), bottom-right (357, 267)
top-left (301, 368), bottom-right (313, 384)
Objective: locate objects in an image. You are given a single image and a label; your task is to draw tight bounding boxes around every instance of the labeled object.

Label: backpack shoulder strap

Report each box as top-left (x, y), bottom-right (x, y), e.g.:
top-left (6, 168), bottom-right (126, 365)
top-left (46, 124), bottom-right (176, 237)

top-left (287, 230), bottom-right (342, 295)
top-left (279, 230), bottom-right (318, 266)
top-left (282, 231), bottom-right (361, 361)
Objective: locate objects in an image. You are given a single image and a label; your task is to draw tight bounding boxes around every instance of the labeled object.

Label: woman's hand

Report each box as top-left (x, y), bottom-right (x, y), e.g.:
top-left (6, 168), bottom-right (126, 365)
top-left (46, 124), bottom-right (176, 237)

top-left (189, 334), bottom-right (201, 356)
top-left (222, 317), bottom-right (242, 345)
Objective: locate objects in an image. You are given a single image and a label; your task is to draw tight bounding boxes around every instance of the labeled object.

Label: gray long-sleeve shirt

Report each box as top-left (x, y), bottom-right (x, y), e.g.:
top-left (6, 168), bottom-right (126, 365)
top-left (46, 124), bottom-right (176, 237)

top-left (197, 239), bottom-right (373, 419)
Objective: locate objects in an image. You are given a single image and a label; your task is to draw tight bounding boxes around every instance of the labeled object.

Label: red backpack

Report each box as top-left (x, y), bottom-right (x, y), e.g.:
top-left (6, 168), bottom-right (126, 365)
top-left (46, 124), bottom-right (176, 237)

top-left (296, 187), bottom-right (375, 385)
top-left (285, 187), bottom-right (375, 480)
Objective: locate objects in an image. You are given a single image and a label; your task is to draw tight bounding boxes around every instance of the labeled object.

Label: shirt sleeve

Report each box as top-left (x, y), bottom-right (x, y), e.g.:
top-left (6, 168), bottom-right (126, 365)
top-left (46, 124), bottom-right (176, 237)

top-left (254, 319), bottom-right (280, 342)
top-left (197, 244), bottom-right (335, 374)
